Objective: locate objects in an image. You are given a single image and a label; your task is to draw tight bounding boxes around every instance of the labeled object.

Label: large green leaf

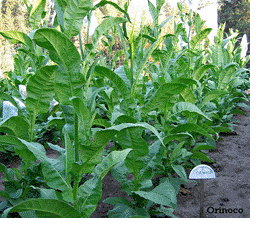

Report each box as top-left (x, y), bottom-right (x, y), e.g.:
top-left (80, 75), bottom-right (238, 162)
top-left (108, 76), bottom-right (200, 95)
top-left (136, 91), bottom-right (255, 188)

top-left (180, 87), bottom-right (196, 103)
top-left (91, 17), bottom-right (128, 50)
top-left (104, 197), bottom-right (138, 218)
top-left (190, 152), bottom-right (214, 163)
top-left (133, 179), bottom-right (178, 209)
top-left (64, 0), bottom-right (93, 37)
top-left (71, 97), bottom-right (92, 138)
top-left (189, 28), bottom-right (212, 49)
top-left (132, 35), bottom-right (174, 97)
top-left (118, 127), bottom-right (149, 177)
top-left (79, 122), bottom-right (164, 174)
top-left (200, 90), bottom-right (228, 108)
top-left (18, 139), bottom-right (72, 193)
top-left (2, 199), bottom-right (81, 218)
top-left (26, 65), bottom-right (57, 114)
top-left (140, 83), bottom-right (187, 114)
top-left (173, 102), bottom-right (211, 120)
top-left (139, 139), bottom-right (164, 182)
top-left (93, 66), bottom-right (136, 112)
top-left (93, 148), bottom-right (132, 180)
top-left (217, 63), bottom-right (237, 90)
top-left (0, 135), bottom-right (36, 162)
top-left (29, 0), bottom-right (46, 29)
top-left (42, 161), bottom-right (72, 193)
top-left (79, 129), bottom-right (117, 173)
top-left (0, 31), bottom-right (34, 51)
top-left (170, 123), bottom-right (214, 140)
top-left (194, 64), bottom-right (218, 81)
top-left (33, 28), bottom-right (85, 104)
top-left (171, 164), bottom-right (188, 182)
top-left (0, 116), bottom-right (30, 141)
top-left (78, 149), bottom-right (132, 217)
top-left (212, 44), bottom-right (224, 67)
top-left (77, 176), bottom-right (102, 217)
top-left (95, 0), bottom-right (131, 22)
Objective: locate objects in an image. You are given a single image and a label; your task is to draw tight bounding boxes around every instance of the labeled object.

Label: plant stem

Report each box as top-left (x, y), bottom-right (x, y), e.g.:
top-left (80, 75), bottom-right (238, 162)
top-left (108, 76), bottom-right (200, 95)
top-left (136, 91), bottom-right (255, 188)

top-left (30, 110), bottom-right (37, 141)
top-left (164, 103), bottom-right (169, 136)
top-left (74, 113), bottom-right (79, 162)
top-left (73, 177), bottom-right (80, 210)
top-left (79, 32), bottom-right (84, 61)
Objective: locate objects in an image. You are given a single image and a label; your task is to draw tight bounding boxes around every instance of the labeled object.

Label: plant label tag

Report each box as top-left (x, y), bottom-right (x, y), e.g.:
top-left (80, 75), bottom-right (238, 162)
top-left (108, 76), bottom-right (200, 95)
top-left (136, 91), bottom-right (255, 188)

top-left (189, 164), bottom-right (216, 179)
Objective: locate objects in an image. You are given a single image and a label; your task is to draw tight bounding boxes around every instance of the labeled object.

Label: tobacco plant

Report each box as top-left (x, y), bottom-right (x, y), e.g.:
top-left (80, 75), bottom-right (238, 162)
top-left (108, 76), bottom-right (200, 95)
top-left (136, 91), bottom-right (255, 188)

top-left (0, 0), bottom-right (249, 218)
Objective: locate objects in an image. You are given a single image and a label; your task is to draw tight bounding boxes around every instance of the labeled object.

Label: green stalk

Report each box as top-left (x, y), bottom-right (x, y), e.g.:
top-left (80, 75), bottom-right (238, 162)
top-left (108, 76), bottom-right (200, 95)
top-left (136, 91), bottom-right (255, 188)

top-left (130, 40), bottom-right (134, 87)
top-left (79, 32), bottom-right (84, 61)
top-left (30, 110), bottom-right (37, 141)
top-left (72, 177), bottom-right (80, 210)
top-left (164, 103), bottom-right (169, 136)
top-left (74, 113), bottom-right (79, 162)
top-left (86, 12), bottom-right (92, 45)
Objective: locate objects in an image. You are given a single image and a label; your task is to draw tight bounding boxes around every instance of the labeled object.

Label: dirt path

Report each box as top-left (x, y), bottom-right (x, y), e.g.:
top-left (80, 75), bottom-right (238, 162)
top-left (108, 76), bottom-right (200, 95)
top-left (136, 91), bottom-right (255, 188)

top-left (174, 101), bottom-right (250, 218)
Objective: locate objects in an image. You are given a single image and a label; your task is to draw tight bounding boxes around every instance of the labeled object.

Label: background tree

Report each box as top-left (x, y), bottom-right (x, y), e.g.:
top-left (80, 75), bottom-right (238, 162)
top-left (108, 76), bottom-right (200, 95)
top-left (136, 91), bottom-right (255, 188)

top-left (218, 0), bottom-right (250, 52)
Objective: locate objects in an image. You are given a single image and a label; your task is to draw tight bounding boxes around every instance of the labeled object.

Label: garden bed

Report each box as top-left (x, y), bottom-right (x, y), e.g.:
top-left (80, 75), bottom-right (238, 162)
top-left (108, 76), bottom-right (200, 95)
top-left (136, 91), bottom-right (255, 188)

top-left (89, 100), bottom-right (250, 218)
top-left (0, 0), bottom-right (250, 218)
top-left (0, 100), bottom-right (250, 217)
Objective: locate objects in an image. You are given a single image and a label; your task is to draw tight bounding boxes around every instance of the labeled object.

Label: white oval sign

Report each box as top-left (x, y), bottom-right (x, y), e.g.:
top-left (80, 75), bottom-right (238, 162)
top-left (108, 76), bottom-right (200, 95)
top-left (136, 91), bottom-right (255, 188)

top-left (189, 164), bottom-right (216, 179)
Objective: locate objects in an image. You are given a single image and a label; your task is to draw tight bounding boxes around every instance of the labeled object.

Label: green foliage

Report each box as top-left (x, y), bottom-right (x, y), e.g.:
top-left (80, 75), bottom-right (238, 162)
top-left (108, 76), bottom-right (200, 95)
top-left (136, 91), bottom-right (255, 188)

top-left (0, 0), bottom-right (250, 218)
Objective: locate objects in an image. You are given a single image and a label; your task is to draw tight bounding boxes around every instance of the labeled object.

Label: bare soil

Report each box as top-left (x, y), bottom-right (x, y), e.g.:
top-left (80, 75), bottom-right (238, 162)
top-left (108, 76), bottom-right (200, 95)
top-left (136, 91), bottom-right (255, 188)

top-left (0, 101), bottom-right (250, 218)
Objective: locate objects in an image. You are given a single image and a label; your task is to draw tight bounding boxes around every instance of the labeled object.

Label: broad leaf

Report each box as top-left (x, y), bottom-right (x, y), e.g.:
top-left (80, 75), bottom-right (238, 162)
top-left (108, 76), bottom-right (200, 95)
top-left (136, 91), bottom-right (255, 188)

top-left (139, 139), bottom-right (164, 182)
top-left (194, 64), bottom-right (218, 81)
top-left (173, 102), bottom-right (211, 120)
top-left (0, 116), bottom-right (30, 141)
top-left (79, 122), bottom-right (164, 174)
top-left (95, 0), bottom-right (131, 22)
top-left (133, 179), bottom-right (177, 209)
top-left (33, 28), bottom-right (85, 104)
top-left (200, 90), bottom-right (228, 108)
top-left (217, 63), bottom-right (237, 90)
top-left (190, 152), bottom-right (214, 163)
top-left (171, 164), bottom-right (188, 182)
top-left (64, 0), bottom-right (93, 37)
top-left (71, 97), bottom-right (92, 138)
top-left (18, 139), bottom-right (72, 193)
top-left (140, 83), bottom-right (187, 114)
top-left (26, 65), bottom-right (57, 114)
top-left (91, 17), bottom-right (128, 50)
top-left (104, 197), bottom-right (149, 218)
top-left (2, 199), bottom-right (81, 218)
top-left (212, 44), bottom-right (224, 67)
top-left (79, 129), bottom-right (117, 174)
top-left (132, 35), bottom-right (174, 96)
top-left (170, 124), bottom-right (214, 140)
top-left (77, 176), bottom-right (102, 218)
top-left (189, 28), bottom-right (212, 50)
top-left (29, 0), bottom-right (46, 29)
top-left (0, 31), bottom-right (34, 51)
top-left (0, 136), bottom-right (36, 162)
top-left (93, 148), bottom-right (132, 180)
top-left (94, 66), bottom-right (136, 112)
top-left (78, 149), bottom-right (132, 217)
top-left (118, 127), bottom-right (149, 177)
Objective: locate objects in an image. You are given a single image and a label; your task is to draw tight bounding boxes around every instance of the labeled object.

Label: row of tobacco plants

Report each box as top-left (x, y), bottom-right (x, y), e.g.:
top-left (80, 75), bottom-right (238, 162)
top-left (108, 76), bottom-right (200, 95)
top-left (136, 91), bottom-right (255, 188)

top-left (0, 0), bottom-right (249, 218)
